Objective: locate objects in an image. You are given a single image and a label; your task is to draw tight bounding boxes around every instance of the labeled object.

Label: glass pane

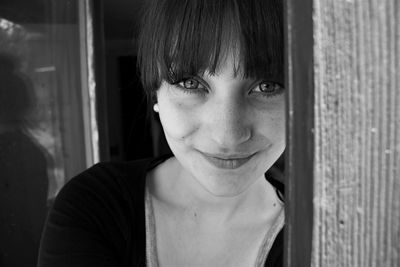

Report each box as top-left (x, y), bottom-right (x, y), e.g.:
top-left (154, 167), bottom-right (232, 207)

top-left (0, 0), bottom-right (95, 265)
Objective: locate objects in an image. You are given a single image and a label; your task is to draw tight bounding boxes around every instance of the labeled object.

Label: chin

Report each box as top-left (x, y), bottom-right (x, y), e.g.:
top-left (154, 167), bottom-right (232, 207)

top-left (184, 152), bottom-right (277, 197)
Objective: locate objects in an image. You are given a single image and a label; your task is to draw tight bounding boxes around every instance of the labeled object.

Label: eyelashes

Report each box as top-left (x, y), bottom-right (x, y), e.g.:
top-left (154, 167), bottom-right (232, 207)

top-left (171, 76), bottom-right (285, 98)
top-left (252, 81), bottom-right (285, 98)
top-left (173, 76), bottom-right (208, 95)
top-left (179, 77), bottom-right (206, 90)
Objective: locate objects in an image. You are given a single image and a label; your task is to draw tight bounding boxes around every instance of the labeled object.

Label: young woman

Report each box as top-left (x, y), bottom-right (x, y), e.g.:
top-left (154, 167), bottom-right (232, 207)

top-left (38, 0), bottom-right (285, 266)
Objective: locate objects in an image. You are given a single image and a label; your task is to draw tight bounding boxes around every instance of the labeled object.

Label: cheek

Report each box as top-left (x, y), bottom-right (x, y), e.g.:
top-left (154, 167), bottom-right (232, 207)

top-left (157, 94), bottom-right (198, 142)
top-left (257, 105), bottom-right (286, 144)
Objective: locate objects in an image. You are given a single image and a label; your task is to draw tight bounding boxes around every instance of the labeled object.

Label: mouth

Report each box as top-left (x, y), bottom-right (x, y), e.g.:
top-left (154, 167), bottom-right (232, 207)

top-left (199, 151), bottom-right (256, 169)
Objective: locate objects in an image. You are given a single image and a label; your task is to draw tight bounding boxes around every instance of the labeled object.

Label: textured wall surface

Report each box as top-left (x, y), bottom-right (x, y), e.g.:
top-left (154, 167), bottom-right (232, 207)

top-left (313, 0), bottom-right (400, 266)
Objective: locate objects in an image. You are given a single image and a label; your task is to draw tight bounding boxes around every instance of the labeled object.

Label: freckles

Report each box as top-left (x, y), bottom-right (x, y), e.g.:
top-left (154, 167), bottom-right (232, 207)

top-left (159, 101), bottom-right (198, 142)
top-left (157, 84), bottom-right (200, 142)
top-left (256, 111), bottom-right (285, 142)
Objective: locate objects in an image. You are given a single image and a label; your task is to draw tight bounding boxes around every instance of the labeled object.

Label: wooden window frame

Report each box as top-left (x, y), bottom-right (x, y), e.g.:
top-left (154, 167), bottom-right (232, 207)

top-left (284, 0), bottom-right (314, 266)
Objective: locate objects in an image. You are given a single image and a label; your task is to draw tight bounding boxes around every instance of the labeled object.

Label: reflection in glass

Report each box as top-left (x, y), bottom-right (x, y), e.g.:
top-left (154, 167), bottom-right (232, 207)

top-left (0, 1), bottom-right (95, 265)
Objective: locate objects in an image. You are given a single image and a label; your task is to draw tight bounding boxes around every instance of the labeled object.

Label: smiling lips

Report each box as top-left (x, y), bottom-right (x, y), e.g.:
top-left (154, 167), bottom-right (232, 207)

top-left (199, 152), bottom-right (255, 169)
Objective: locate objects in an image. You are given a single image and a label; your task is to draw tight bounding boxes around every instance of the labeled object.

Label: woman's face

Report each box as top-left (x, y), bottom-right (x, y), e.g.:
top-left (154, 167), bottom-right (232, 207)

top-left (156, 56), bottom-right (285, 197)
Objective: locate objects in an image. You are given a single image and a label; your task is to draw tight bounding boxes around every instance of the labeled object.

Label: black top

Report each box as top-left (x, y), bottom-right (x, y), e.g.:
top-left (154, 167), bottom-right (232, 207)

top-left (38, 155), bottom-right (284, 267)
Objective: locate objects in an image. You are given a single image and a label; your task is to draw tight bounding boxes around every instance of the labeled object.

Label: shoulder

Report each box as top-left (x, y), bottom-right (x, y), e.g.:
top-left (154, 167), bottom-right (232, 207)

top-left (50, 157), bottom-right (155, 218)
top-left (78, 157), bottom-right (153, 182)
top-left (59, 158), bottom-right (153, 200)
top-left (38, 158), bottom-right (156, 266)
top-left (50, 158), bottom-right (156, 225)
top-left (54, 154), bottom-right (174, 214)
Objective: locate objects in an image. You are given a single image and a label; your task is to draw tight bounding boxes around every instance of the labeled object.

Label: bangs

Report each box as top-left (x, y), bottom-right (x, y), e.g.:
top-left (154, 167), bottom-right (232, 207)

top-left (137, 0), bottom-right (283, 93)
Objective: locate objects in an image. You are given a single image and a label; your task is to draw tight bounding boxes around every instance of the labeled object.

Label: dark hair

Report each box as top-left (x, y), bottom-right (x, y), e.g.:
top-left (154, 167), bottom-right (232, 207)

top-left (137, 0), bottom-right (283, 99)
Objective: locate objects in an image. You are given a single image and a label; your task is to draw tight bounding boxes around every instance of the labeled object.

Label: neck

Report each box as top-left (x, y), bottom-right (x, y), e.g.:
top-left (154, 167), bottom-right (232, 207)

top-left (150, 157), bottom-right (277, 224)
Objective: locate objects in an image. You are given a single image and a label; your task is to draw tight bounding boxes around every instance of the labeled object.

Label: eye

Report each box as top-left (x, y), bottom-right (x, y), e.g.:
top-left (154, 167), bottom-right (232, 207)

top-left (259, 81), bottom-right (278, 93)
top-left (174, 76), bottom-right (208, 96)
top-left (179, 77), bottom-right (205, 90)
top-left (252, 81), bottom-right (284, 98)
top-left (183, 78), bottom-right (198, 89)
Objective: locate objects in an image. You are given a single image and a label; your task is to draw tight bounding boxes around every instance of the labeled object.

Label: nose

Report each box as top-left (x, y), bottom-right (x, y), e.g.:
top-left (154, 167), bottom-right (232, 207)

top-left (206, 97), bottom-right (251, 148)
